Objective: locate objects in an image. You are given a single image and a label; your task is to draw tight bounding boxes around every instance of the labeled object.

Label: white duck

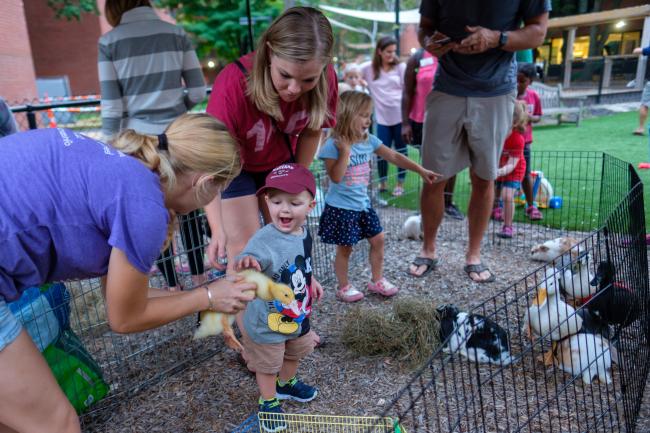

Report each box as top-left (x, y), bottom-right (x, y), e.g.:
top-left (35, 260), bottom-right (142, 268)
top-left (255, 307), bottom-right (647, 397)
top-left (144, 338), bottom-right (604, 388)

top-left (524, 267), bottom-right (583, 365)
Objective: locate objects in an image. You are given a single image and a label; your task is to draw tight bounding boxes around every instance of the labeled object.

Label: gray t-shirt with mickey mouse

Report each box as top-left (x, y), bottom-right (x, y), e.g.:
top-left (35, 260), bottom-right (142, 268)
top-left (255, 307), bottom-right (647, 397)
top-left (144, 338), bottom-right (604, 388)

top-left (238, 223), bottom-right (314, 344)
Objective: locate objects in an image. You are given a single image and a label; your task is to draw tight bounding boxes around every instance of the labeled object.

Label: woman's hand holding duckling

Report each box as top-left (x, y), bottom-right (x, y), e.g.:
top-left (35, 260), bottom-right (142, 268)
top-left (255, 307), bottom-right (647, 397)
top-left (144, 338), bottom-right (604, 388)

top-left (207, 275), bottom-right (257, 314)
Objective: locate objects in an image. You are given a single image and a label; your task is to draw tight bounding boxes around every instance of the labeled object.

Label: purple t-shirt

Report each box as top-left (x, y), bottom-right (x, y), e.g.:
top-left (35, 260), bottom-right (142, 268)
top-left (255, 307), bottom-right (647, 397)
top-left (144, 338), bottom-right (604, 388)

top-left (0, 128), bottom-right (168, 301)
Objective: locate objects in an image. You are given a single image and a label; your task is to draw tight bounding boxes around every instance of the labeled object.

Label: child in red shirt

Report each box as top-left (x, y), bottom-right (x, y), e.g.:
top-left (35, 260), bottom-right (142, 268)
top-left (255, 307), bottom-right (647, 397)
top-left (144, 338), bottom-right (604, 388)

top-left (495, 101), bottom-right (529, 239)
top-left (517, 63), bottom-right (543, 220)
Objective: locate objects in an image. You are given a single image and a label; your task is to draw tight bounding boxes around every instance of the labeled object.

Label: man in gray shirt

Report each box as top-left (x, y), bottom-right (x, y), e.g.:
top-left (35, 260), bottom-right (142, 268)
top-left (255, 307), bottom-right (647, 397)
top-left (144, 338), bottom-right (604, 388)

top-left (409, 0), bottom-right (550, 282)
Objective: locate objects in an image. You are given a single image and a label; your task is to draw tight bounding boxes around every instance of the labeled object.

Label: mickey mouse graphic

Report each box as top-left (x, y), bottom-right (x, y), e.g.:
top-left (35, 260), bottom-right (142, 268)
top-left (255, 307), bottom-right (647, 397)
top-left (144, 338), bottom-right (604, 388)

top-left (268, 255), bottom-right (313, 334)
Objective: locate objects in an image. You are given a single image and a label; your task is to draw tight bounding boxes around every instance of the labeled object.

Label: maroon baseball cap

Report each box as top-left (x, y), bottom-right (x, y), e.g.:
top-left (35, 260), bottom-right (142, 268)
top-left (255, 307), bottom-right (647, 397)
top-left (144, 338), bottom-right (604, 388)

top-left (256, 163), bottom-right (316, 197)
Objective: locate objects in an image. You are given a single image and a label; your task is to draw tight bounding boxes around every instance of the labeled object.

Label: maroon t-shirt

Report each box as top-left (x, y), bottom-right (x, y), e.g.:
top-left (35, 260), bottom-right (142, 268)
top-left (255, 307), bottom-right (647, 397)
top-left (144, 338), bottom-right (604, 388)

top-left (206, 52), bottom-right (338, 172)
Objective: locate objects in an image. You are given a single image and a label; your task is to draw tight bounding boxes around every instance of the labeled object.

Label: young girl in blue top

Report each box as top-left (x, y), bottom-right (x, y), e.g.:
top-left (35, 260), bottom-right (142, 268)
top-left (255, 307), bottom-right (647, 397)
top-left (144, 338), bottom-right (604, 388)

top-left (318, 91), bottom-right (438, 302)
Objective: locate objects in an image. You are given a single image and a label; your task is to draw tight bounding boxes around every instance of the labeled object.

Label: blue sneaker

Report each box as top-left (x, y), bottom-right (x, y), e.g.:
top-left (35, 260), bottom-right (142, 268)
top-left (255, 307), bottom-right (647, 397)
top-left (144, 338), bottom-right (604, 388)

top-left (276, 376), bottom-right (318, 402)
top-left (258, 398), bottom-right (286, 433)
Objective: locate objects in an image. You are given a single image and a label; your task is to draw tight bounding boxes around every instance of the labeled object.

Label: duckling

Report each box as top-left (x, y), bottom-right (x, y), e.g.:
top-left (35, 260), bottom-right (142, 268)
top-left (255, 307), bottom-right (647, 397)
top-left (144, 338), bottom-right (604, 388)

top-left (558, 251), bottom-right (595, 305)
top-left (524, 267), bottom-right (583, 365)
top-left (193, 270), bottom-right (295, 352)
top-left (553, 333), bottom-right (612, 384)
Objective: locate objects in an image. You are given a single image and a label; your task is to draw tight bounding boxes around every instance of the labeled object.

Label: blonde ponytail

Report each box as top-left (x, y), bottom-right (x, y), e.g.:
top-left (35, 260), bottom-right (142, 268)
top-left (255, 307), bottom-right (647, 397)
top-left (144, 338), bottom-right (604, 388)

top-left (112, 113), bottom-right (241, 248)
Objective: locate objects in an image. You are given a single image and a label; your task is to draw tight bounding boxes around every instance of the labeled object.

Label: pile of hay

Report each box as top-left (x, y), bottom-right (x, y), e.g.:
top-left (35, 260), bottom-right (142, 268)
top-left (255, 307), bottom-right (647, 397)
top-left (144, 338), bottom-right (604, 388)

top-left (341, 298), bottom-right (441, 369)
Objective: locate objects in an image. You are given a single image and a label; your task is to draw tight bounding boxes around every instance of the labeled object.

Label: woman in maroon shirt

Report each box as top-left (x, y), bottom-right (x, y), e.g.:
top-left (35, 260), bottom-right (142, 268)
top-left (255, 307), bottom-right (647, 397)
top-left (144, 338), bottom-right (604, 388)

top-left (205, 7), bottom-right (337, 272)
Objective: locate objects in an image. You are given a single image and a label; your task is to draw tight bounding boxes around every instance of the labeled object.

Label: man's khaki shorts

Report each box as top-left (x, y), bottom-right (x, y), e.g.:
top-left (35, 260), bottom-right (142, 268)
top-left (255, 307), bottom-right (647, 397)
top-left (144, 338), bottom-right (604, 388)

top-left (240, 323), bottom-right (316, 375)
top-left (421, 90), bottom-right (516, 181)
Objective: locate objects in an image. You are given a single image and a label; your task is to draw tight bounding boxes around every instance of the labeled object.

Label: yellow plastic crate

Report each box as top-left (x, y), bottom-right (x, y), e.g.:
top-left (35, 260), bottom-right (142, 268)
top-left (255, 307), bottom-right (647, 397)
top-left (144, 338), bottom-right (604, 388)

top-left (257, 413), bottom-right (405, 432)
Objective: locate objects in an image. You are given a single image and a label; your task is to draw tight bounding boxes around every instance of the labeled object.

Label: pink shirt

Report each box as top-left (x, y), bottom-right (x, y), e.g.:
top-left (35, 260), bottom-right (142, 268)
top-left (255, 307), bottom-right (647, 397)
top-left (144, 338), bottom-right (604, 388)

top-left (206, 53), bottom-right (338, 172)
top-left (362, 62), bottom-right (406, 126)
top-left (409, 51), bottom-right (438, 123)
top-left (517, 88), bottom-right (542, 144)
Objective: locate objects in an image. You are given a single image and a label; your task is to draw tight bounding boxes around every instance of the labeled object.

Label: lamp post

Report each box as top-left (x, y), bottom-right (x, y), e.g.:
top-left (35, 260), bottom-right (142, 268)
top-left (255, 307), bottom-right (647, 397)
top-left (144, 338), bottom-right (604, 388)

top-left (394, 0), bottom-right (400, 55)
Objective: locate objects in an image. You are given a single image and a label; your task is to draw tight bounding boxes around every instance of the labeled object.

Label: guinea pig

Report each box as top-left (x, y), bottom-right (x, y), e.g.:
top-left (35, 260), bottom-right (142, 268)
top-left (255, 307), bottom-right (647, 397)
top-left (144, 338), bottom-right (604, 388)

top-left (530, 237), bottom-right (579, 262)
top-left (554, 333), bottom-right (612, 384)
top-left (437, 305), bottom-right (513, 366)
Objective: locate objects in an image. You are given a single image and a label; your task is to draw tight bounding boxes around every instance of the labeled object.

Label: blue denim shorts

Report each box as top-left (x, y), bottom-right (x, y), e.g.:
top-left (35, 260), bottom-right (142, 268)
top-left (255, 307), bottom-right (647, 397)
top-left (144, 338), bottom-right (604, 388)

top-left (0, 300), bottom-right (22, 352)
top-left (497, 180), bottom-right (522, 190)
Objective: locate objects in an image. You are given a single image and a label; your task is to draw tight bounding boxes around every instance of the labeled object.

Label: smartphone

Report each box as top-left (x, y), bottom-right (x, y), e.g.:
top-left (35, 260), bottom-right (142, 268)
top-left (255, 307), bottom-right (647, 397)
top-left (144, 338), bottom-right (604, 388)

top-left (432, 36), bottom-right (452, 46)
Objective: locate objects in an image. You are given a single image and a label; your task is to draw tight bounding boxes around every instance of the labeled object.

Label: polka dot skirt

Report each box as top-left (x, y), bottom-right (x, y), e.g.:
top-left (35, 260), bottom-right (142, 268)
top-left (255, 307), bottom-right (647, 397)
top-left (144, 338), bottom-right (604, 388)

top-left (318, 204), bottom-right (383, 246)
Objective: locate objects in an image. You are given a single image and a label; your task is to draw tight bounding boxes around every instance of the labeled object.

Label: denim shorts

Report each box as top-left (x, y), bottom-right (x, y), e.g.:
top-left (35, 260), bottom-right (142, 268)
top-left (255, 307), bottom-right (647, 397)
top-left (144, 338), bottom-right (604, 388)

top-left (497, 180), bottom-right (522, 190)
top-left (0, 300), bottom-right (22, 352)
top-left (221, 169), bottom-right (272, 199)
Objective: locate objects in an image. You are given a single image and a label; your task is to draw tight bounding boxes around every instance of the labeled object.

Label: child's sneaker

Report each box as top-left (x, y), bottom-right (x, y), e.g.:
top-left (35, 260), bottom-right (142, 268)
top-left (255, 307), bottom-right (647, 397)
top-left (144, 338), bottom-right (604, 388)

top-left (258, 397), bottom-right (287, 432)
top-left (497, 225), bottom-right (513, 239)
top-left (367, 278), bottom-right (399, 297)
top-left (336, 284), bottom-right (364, 302)
top-left (526, 205), bottom-right (543, 221)
top-left (491, 207), bottom-right (503, 221)
top-left (276, 376), bottom-right (318, 402)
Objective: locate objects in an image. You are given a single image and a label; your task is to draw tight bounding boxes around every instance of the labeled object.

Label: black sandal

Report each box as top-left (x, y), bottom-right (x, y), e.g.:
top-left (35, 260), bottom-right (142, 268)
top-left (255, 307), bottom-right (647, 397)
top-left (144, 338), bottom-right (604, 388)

top-left (464, 263), bottom-right (496, 283)
top-left (408, 257), bottom-right (438, 277)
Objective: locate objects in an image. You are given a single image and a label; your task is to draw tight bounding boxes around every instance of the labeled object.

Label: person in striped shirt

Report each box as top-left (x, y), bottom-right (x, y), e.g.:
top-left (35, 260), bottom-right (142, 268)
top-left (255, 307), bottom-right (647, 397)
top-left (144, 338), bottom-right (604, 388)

top-left (98, 0), bottom-right (209, 291)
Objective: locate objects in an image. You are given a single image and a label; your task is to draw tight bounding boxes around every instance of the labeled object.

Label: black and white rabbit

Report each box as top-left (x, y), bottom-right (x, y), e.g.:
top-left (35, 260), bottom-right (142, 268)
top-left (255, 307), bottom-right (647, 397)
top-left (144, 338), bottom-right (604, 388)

top-left (437, 305), bottom-right (514, 366)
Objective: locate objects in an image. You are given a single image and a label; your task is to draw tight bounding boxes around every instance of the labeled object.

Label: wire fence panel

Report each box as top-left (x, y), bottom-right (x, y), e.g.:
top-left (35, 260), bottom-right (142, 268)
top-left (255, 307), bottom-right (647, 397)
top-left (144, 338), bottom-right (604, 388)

top-left (5, 99), bottom-right (649, 432)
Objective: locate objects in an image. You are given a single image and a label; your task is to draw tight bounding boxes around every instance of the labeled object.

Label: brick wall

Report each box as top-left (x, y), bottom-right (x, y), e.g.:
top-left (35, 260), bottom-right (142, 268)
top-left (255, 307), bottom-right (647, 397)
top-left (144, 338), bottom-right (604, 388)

top-left (23, 0), bottom-right (102, 96)
top-left (0, 0), bottom-right (38, 103)
top-left (400, 24), bottom-right (421, 58)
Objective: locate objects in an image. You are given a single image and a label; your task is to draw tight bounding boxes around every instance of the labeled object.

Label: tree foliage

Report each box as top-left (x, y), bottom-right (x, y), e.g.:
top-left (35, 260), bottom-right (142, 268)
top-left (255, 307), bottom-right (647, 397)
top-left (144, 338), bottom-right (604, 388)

top-left (154, 0), bottom-right (283, 64)
top-left (46, 0), bottom-right (99, 20)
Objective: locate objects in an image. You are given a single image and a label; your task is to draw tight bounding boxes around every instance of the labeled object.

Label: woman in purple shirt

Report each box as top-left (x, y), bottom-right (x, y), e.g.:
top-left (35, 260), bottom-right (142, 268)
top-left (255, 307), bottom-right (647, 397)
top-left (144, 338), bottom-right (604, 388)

top-left (0, 114), bottom-right (256, 432)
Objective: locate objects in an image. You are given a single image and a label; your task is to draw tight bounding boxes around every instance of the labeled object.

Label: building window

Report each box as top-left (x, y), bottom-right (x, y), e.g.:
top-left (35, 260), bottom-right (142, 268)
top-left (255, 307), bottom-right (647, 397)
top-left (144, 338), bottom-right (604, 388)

top-left (573, 36), bottom-right (591, 59)
top-left (550, 38), bottom-right (564, 64)
top-left (622, 31), bottom-right (641, 54)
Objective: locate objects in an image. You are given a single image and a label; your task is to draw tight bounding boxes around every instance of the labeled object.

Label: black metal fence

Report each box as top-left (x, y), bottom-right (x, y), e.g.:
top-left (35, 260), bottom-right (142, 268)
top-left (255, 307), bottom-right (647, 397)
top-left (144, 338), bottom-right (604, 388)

top-left (376, 162), bottom-right (649, 432)
top-left (5, 100), bottom-right (649, 432)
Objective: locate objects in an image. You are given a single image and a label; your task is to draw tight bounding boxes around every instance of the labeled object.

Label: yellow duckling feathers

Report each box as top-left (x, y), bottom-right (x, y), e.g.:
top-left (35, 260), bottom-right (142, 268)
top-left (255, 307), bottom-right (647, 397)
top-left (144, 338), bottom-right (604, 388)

top-left (193, 270), bottom-right (295, 340)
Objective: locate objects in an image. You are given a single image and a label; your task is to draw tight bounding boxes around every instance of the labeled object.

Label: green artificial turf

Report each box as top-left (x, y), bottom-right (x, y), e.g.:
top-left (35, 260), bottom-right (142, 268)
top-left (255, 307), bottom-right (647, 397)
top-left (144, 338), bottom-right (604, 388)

top-left (373, 111), bottom-right (650, 231)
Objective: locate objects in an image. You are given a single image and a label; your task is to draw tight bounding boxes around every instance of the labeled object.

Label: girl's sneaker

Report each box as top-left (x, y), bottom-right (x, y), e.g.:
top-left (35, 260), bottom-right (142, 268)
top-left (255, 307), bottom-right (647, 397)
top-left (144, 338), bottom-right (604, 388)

top-left (497, 225), bottom-right (513, 239)
top-left (526, 205), bottom-right (543, 221)
top-left (392, 185), bottom-right (404, 197)
top-left (367, 278), bottom-right (399, 297)
top-left (336, 284), bottom-right (364, 302)
top-left (491, 207), bottom-right (503, 221)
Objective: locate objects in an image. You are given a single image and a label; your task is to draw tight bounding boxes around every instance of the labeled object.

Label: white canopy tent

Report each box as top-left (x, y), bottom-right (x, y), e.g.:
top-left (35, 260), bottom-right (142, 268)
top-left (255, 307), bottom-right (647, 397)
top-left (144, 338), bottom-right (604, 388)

top-left (319, 4), bottom-right (420, 51)
top-left (319, 4), bottom-right (420, 24)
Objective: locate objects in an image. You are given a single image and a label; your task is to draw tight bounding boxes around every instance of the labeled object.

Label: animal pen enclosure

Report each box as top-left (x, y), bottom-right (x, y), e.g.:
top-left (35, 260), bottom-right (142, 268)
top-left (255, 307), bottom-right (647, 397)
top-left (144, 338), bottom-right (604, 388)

top-left (10, 150), bottom-right (648, 432)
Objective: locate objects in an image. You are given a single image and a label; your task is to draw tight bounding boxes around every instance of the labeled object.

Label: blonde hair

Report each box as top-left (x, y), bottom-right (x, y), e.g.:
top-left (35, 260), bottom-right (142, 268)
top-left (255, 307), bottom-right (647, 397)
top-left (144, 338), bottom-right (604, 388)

top-left (513, 100), bottom-right (529, 133)
top-left (247, 7), bottom-right (334, 130)
top-left (112, 113), bottom-right (241, 248)
top-left (371, 36), bottom-right (399, 80)
top-left (104, 0), bottom-right (151, 27)
top-left (331, 91), bottom-right (373, 143)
